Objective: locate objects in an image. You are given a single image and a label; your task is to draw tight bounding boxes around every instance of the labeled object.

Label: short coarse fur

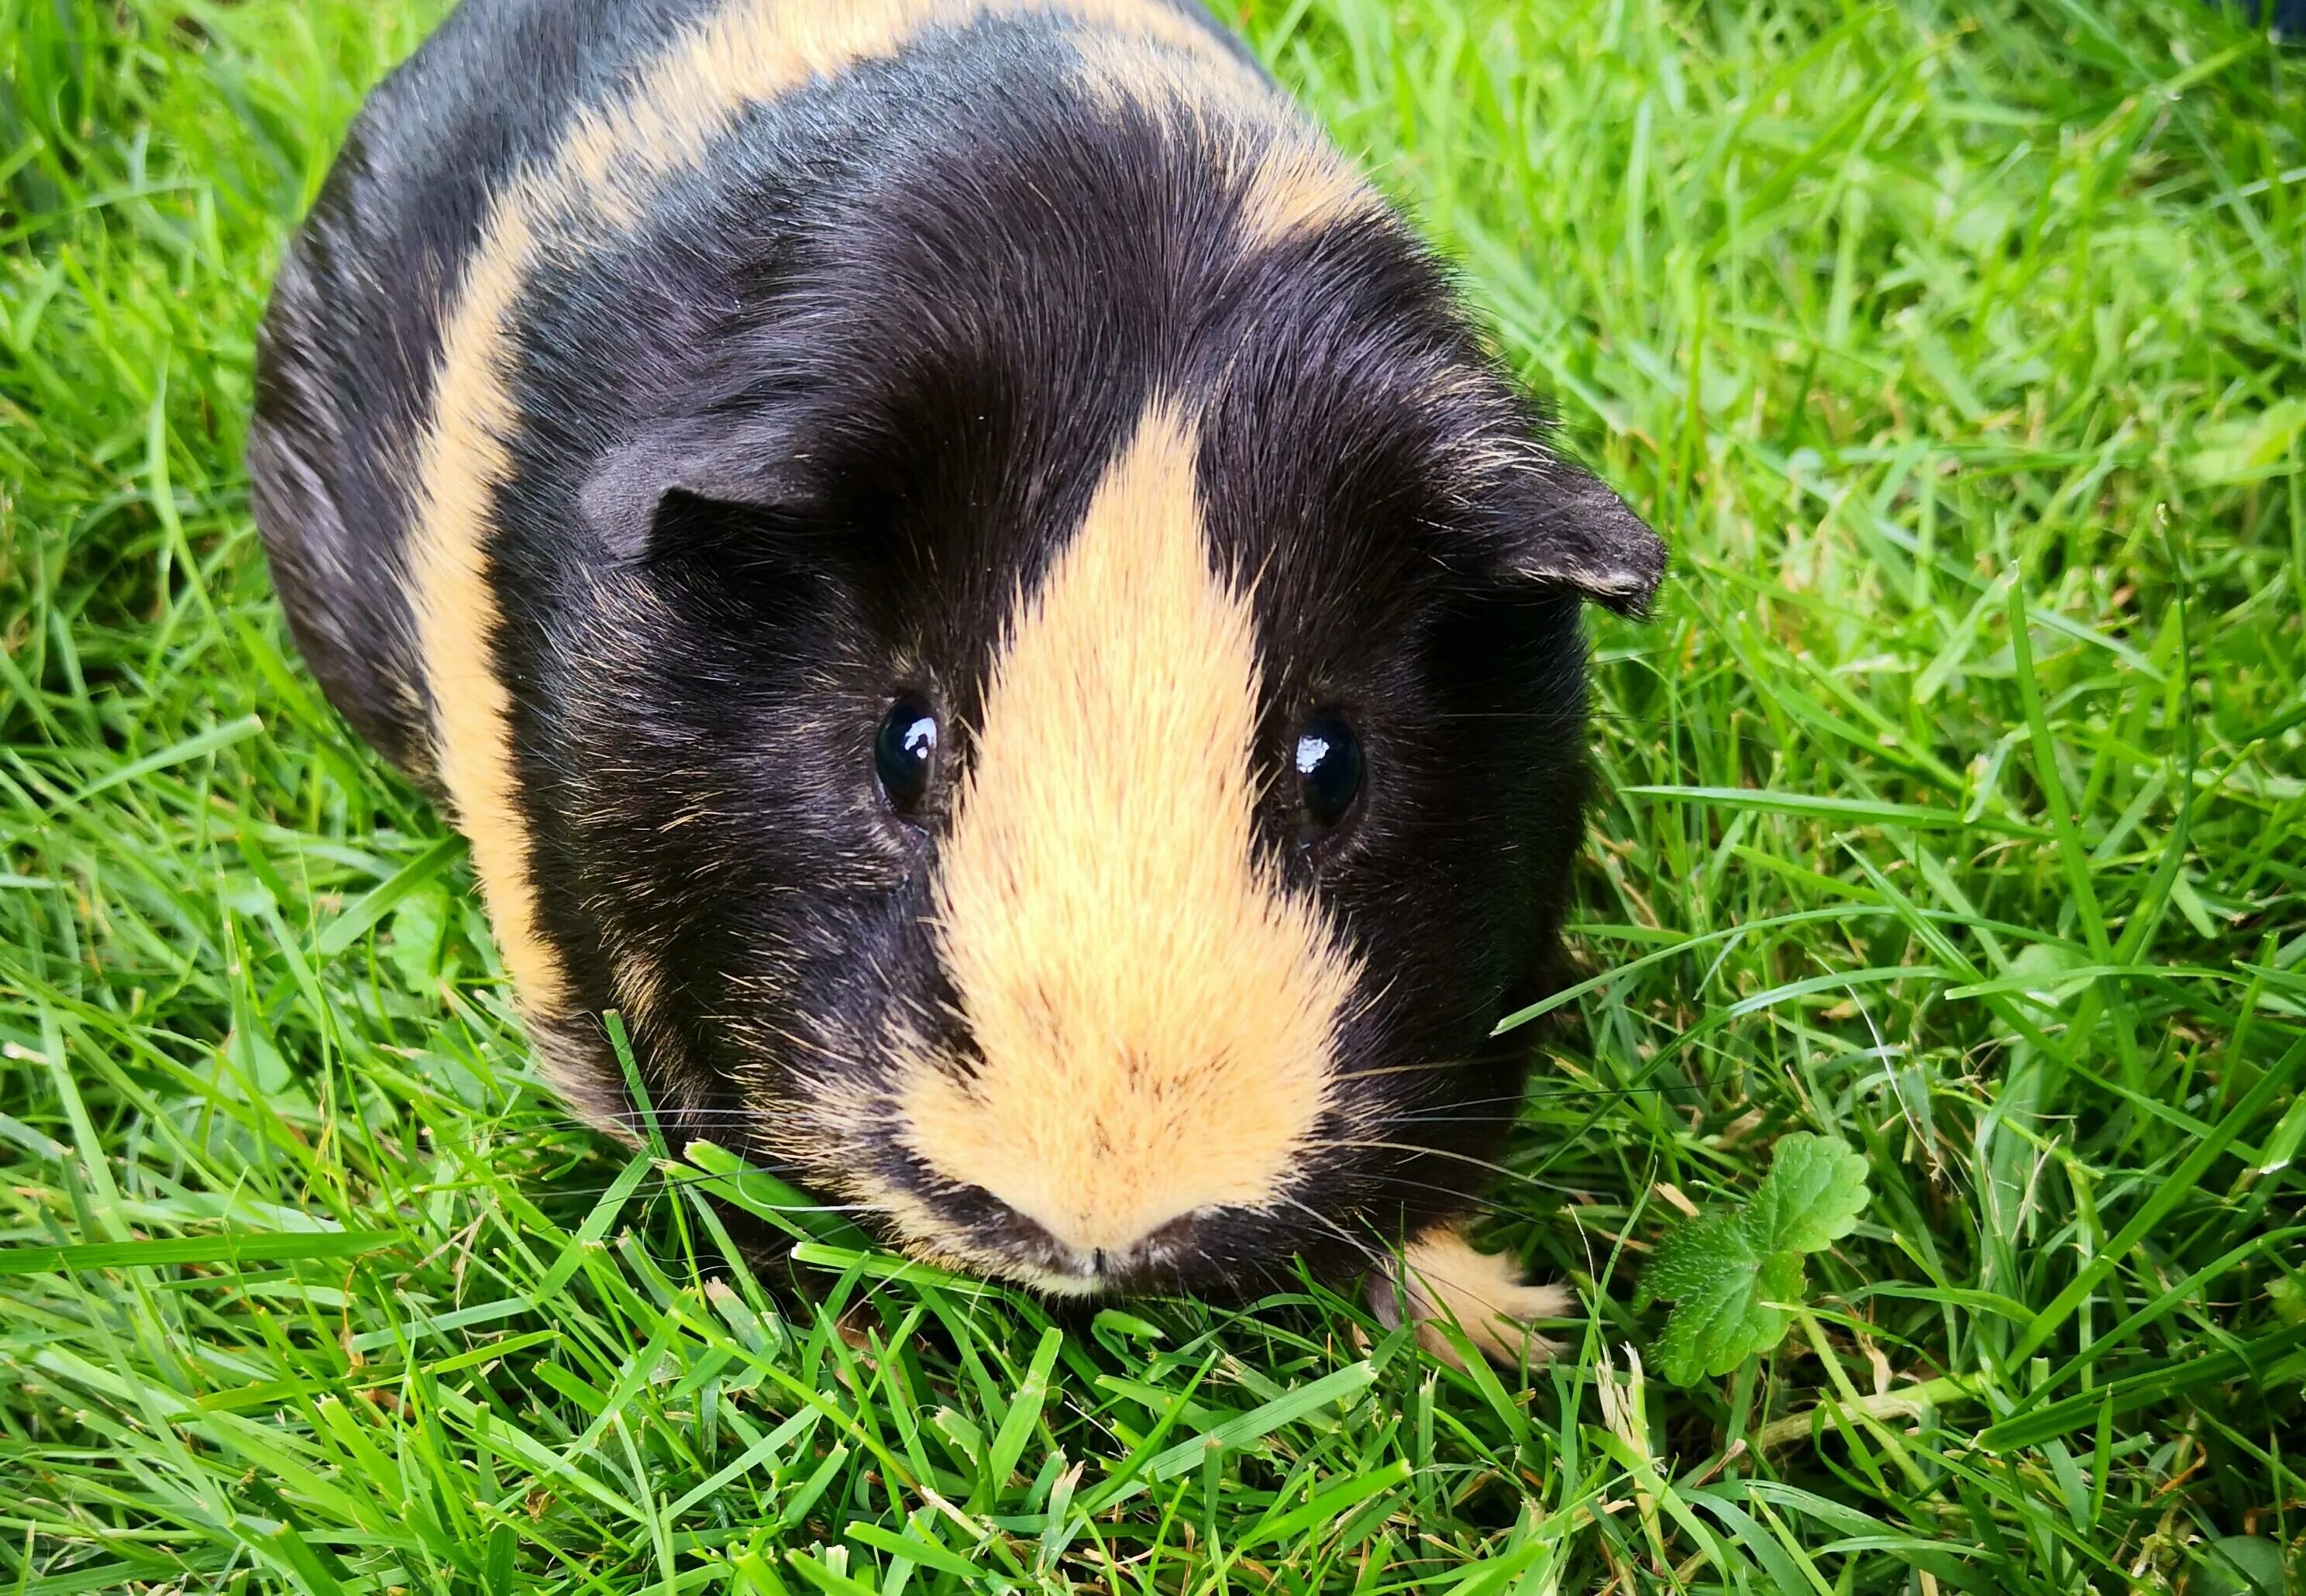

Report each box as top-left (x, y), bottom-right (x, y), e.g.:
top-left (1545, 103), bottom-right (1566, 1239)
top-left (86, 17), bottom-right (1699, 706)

top-left (250, 0), bottom-right (1664, 1309)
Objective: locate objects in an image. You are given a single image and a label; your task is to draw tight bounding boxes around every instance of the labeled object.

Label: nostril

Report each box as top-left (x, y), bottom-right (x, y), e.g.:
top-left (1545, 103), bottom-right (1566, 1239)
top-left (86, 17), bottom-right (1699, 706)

top-left (1142, 1212), bottom-right (1200, 1247)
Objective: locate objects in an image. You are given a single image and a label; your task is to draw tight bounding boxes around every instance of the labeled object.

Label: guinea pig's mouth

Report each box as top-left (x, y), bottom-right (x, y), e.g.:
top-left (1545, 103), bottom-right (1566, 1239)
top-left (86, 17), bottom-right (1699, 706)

top-left (869, 1173), bottom-right (1354, 1301)
top-left (938, 1185), bottom-right (1211, 1297)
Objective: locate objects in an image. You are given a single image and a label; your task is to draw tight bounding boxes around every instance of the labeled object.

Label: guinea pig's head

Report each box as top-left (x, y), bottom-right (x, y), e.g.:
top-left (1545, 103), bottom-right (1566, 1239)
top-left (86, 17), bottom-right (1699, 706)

top-left (551, 103), bottom-right (1663, 1298)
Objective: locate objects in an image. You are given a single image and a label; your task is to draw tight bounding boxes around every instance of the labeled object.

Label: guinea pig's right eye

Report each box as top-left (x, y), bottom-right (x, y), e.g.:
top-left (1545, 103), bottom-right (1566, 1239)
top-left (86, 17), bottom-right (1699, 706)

top-left (1295, 708), bottom-right (1364, 829)
top-left (874, 695), bottom-right (940, 814)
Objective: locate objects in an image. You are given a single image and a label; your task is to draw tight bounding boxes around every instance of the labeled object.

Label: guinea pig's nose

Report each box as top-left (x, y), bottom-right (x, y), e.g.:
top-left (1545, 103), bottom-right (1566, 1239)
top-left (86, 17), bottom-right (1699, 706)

top-left (951, 1182), bottom-right (1205, 1292)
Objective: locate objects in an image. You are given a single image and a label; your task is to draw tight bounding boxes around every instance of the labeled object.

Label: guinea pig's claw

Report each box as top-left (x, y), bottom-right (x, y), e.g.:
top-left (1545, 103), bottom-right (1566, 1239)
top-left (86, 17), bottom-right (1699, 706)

top-left (1366, 1229), bottom-right (1571, 1371)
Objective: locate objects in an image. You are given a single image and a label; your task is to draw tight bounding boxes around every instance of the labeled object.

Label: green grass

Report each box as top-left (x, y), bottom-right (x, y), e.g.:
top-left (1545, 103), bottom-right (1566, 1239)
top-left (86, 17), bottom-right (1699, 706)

top-left (2, 0), bottom-right (2302, 1589)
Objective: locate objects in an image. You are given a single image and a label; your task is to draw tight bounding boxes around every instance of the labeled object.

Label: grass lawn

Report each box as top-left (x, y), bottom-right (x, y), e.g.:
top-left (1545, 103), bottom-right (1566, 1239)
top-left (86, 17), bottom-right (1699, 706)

top-left (4, 0), bottom-right (2304, 1590)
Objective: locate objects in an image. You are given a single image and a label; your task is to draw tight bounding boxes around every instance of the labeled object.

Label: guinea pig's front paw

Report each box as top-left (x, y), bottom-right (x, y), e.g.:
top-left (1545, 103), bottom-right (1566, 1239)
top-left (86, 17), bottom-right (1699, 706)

top-left (1365, 1228), bottom-right (1572, 1371)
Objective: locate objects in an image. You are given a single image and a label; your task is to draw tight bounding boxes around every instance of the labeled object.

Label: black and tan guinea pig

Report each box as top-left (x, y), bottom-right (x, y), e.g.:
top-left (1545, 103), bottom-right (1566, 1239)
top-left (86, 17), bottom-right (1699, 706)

top-left (247, 0), bottom-right (1664, 1360)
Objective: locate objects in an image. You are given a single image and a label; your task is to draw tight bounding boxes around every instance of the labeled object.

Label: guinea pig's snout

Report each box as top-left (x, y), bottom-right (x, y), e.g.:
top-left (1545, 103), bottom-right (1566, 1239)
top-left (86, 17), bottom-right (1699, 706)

top-left (945, 1182), bottom-right (1213, 1292)
top-left (895, 1058), bottom-right (1296, 1294)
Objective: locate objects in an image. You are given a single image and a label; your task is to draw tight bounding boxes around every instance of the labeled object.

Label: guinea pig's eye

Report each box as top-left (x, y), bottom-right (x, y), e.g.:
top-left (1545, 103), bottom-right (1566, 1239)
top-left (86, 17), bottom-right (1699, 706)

top-left (1294, 710), bottom-right (1363, 828)
top-left (875, 694), bottom-right (939, 814)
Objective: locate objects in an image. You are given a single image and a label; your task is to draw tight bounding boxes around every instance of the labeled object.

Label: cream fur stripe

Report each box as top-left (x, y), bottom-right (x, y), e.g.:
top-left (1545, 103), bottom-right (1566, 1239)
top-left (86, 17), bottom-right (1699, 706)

top-left (896, 399), bottom-right (1361, 1268)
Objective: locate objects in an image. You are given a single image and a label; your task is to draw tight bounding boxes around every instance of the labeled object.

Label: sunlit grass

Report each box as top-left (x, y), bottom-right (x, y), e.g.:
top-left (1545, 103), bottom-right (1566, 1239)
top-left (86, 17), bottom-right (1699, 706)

top-left (2, 0), bottom-right (2301, 1590)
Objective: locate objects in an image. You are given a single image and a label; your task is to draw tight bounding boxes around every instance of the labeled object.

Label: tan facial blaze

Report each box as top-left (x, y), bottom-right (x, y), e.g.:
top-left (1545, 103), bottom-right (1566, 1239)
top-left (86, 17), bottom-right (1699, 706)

top-left (896, 402), bottom-right (1360, 1268)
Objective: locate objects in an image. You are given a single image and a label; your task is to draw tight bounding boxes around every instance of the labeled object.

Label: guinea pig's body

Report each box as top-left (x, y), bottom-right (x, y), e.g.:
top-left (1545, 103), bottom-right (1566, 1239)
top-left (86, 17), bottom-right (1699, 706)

top-left (250, 0), bottom-right (1662, 1330)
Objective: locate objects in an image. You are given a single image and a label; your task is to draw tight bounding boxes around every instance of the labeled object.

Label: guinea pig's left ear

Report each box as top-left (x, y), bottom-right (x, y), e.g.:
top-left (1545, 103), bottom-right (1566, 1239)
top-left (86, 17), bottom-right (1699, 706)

top-left (579, 417), bottom-right (818, 562)
top-left (1491, 457), bottom-right (1667, 617)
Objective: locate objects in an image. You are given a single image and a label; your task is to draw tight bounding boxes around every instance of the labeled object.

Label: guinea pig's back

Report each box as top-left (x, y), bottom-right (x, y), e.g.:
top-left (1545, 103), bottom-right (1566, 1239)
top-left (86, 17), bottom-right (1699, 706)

top-left (248, 0), bottom-right (742, 779)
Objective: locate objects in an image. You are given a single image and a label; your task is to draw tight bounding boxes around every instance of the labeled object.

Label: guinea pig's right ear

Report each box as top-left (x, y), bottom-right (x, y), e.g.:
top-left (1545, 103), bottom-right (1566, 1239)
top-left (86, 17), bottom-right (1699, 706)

top-left (1489, 456), bottom-right (1667, 618)
top-left (580, 418), bottom-right (820, 562)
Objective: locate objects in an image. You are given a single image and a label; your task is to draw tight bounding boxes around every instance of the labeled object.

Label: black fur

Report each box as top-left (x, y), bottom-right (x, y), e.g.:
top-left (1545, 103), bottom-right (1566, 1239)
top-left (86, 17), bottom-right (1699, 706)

top-left (251, 0), bottom-right (1664, 1298)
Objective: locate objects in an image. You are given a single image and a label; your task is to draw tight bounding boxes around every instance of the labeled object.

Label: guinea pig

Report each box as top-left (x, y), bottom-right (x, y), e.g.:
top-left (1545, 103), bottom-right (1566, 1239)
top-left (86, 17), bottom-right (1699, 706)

top-left (247, 0), bottom-right (1664, 1354)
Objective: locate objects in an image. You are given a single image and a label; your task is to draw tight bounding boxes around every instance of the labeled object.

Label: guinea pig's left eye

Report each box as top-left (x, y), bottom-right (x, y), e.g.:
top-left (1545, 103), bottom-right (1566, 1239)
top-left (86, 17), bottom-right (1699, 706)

top-left (875, 694), bottom-right (939, 814)
top-left (1295, 710), bottom-right (1363, 828)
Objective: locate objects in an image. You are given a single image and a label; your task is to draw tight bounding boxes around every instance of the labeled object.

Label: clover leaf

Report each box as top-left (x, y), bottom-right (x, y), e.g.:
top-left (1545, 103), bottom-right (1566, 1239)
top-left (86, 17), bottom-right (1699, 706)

top-left (1642, 1134), bottom-right (1871, 1386)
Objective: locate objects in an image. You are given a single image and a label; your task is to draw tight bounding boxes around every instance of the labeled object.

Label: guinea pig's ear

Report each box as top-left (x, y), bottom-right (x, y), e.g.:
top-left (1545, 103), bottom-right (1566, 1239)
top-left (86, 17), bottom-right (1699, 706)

top-left (580, 418), bottom-right (819, 562)
top-left (1489, 456), bottom-right (1667, 617)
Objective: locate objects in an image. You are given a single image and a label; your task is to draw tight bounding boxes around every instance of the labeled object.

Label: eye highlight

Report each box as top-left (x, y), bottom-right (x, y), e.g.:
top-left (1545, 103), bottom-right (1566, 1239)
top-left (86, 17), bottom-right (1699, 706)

top-left (1294, 710), bottom-right (1363, 828)
top-left (875, 695), bottom-right (939, 813)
